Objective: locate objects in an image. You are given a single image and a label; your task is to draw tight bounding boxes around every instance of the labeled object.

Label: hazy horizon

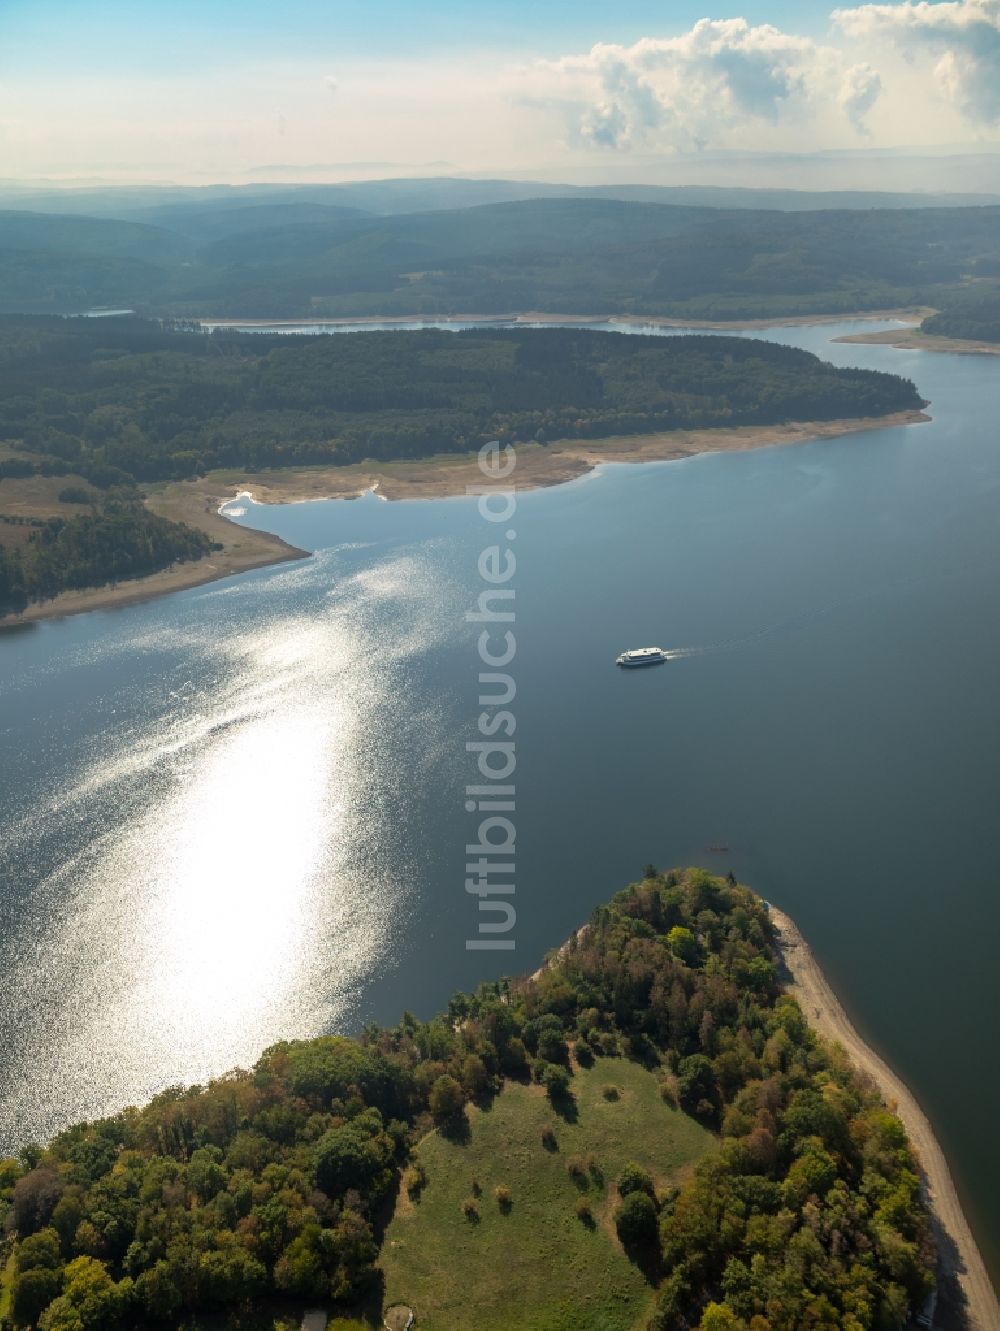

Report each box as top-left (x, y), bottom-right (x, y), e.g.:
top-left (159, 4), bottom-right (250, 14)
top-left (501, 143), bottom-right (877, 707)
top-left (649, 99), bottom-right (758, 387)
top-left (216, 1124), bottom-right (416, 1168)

top-left (3, 0), bottom-right (1000, 190)
top-left (3, 148), bottom-right (1000, 200)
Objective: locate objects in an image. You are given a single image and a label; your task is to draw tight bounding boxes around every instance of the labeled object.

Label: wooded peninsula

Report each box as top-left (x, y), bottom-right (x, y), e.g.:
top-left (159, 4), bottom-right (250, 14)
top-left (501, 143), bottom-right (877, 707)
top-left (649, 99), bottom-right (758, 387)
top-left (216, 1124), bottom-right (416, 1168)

top-left (0, 870), bottom-right (939, 1331)
top-left (0, 317), bottom-right (924, 615)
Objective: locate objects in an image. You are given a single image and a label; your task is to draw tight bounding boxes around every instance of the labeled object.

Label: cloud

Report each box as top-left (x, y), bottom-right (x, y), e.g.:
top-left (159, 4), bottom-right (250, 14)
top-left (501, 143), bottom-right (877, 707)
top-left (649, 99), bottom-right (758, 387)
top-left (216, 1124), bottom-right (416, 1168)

top-left (523, 18), bottom-right (878, 152)
top-left (838, 62), bottom-right (883, 131)
top-left (833, 0), bottom-right (1000, 125)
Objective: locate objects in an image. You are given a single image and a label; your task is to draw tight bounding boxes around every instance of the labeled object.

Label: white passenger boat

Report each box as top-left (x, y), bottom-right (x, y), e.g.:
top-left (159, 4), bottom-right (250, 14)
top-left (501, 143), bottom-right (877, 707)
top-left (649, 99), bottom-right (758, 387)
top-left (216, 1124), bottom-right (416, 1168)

top-left (615, 647), bottom-right (667, 668)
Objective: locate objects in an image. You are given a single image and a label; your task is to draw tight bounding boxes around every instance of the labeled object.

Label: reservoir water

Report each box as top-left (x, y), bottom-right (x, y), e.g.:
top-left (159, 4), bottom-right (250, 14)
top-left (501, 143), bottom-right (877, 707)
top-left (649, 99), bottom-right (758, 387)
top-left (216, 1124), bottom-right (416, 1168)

top-left (1, 320), bottom-right (998, 1276)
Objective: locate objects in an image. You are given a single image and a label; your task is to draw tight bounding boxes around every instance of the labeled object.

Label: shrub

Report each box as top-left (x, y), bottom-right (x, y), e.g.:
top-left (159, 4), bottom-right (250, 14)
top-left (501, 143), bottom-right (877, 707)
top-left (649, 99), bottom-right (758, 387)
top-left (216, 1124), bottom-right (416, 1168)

top-left (403, 1163), bottom-right (426, 1199)
top-left (601, 1084), bottom-right (620, 1102)
top-left (461, 1196), bottom-right (478, 1221)
top-left (659, 1079), bottom-right (678, 1107)
top-left (494, 1185), bottom-right (511, 1210)
top-left (575, 1198), bottom-right (594, 1225)
top-left (541, 1125), bottom-right (557, 1151)
top-left (566, 1156), bottom-right (586, 1181)
top-left (57, 486), bottom-right (94, 505)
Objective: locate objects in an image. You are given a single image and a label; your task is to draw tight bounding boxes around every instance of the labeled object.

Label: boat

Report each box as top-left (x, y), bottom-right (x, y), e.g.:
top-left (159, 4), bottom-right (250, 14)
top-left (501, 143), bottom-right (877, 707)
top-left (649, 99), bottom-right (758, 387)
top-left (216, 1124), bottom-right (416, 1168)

top-left (615, 647), bottom-right (667, 668)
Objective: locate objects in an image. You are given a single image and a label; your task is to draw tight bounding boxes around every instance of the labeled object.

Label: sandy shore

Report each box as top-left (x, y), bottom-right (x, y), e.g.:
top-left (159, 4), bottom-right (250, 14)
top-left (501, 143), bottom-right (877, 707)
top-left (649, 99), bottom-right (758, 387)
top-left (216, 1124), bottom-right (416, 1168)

top-left (201, 306), bottom-right (932, 333)
top-left (1, 410), bottom-right (927, 626)
top-left (0, 408), bottom-right (928, 628)
top-left (836, 327), bottom-right (1000, 357)
top-left (185, 409), bottom-right (929, 508)
top-left (769, 905), bottom-right (999, 1331)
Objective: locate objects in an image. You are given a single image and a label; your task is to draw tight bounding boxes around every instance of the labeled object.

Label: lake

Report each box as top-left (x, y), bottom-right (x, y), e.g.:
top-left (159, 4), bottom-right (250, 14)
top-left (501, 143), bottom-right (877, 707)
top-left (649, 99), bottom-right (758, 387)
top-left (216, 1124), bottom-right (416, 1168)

top-left (1, 319), bottom-right (998, 1277)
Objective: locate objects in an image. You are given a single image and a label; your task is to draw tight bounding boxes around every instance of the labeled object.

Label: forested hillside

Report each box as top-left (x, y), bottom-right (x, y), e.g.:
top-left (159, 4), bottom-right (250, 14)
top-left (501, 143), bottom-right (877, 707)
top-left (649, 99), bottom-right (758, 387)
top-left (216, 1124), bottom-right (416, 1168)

top-left (0, 869), bottom-right (935, 1330)
top-left (1, 196), bottom-right (999, 321)
top-left (923, 290), bottom-right (1000, 343)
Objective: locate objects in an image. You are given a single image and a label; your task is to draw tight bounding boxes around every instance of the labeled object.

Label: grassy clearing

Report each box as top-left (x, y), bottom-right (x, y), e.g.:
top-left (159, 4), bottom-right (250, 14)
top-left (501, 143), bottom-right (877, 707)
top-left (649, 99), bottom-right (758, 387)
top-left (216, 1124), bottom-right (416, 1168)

top-left (380, 1056), bottom-right (715, 1331)
top-left (0, 471), bottom-right (97, 521)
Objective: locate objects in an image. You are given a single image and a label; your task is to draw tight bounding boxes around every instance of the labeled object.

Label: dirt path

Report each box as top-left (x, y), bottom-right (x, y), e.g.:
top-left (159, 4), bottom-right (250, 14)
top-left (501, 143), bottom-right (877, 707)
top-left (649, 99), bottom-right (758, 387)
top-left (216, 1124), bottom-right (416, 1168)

top-left (769, 906), bottom-right (999, 1331)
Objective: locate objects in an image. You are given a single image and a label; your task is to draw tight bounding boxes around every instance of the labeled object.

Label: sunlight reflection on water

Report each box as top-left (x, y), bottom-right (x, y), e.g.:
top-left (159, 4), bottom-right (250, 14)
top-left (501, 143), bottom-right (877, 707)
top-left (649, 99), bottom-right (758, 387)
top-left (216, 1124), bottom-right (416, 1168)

top-left (0, 543), bottom-right (463, 1148)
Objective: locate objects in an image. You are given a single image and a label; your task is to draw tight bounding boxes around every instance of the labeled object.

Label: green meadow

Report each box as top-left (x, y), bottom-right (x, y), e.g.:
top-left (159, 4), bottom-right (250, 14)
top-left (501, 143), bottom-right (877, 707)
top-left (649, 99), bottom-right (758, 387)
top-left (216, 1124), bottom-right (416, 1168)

top-left (380, 1056), bottom-right (715, 1331)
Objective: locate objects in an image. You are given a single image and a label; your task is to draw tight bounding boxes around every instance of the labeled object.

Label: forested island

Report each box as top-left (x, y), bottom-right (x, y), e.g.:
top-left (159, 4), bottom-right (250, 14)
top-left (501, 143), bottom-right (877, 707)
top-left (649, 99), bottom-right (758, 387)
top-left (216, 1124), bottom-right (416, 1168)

top-left (0, 316), bottom-right (924, 616)
top-left (0, 870), bottom-right (938, 1331)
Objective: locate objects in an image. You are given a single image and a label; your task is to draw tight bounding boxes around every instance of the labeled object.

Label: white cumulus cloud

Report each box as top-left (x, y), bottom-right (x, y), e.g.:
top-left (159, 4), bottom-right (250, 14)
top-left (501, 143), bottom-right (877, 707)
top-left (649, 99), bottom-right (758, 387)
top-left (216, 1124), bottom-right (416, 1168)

top-left (838, 62), bottom-right (883, 132)
top-left (833, 0), bottom-right (1000, 125)
top-left (521, 17), bottom-right (881, 153)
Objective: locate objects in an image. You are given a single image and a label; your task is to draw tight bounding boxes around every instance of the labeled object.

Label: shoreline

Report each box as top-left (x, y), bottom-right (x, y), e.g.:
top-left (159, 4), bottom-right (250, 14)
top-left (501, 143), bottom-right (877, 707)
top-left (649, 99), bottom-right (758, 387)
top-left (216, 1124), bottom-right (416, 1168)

top-left (193, 408), bottom-right (929, 507)
top-left (835, 327), bottom-right (1000, 357)
top-left (0, 408), bottom-right (928, 629)
top-left (200, 306), bottom-right (932, 333)
top-left (769, 904), bottom-right (1000, 1331)
top-left (0, 498), bottom-right (307, 629)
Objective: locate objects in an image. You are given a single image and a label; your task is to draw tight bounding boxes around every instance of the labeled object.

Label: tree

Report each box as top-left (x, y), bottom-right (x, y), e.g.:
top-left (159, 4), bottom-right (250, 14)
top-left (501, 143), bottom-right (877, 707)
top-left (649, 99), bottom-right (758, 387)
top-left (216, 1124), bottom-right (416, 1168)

top-left (134, 1262), bottom-right (182, 1321)
top-left (36, 1257), bottom-right (128, 1331)
top-left (187, 1146), bottom-right (226, 1202)
top-left (615, 1191), bottom-right (658, 1248)
top-left (699, 1304), bottom-right (742, 1330)
top-left (313, 1122), bottom-right (388, 1196)
top-left (428, 1074), bottom-right (464, 1124)
top-left (782, 1146), bottom-right (837, 1207)
top-left (677, 1054), bottom-right (718, 1118)
top-left (13, 1268), bottom-right (63, 1328)
top-left (461, 1054), bottom-right (490, 1096)
top-left (543, 1065), bottom-right (571, 1102)
top-left (13, 1169), bottom-right (63, 1235)
top-left (274, 1229), bottom-right (329, 1300)
top-left (16, 1227), bottom-right (62, 1272)
top-left (618, 1163), bottom-right (655, 1200)
top-left (667, 926), bottom-right (702, 967)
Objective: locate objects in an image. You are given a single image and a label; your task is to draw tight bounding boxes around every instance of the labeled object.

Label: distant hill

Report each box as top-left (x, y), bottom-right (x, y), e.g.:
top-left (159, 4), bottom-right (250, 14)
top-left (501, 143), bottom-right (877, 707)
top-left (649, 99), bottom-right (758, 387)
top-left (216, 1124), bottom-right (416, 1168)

top-left (0, 210), bottom-right (190, 263)
top-left (0, 210), bottom-right (193, 314)
top-left (3, 175), bottom-right (999, 221)
top-left (122, 200), bottom-right (371, 245)
top-left (1, 193), bottom-right (999, 320)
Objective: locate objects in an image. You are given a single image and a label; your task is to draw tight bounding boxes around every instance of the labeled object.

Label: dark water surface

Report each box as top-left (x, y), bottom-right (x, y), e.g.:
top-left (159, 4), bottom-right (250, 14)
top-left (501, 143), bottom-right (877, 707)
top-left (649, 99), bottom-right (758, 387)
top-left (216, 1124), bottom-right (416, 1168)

top-left (1, 320), bottom-right (998, 1274)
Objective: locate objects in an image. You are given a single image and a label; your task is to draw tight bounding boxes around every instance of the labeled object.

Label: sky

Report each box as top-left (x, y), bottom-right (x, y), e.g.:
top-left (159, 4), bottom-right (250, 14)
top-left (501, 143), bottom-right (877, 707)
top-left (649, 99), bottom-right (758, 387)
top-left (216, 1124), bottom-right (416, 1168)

top-left (2, 0), bottom-right (1000, 184)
